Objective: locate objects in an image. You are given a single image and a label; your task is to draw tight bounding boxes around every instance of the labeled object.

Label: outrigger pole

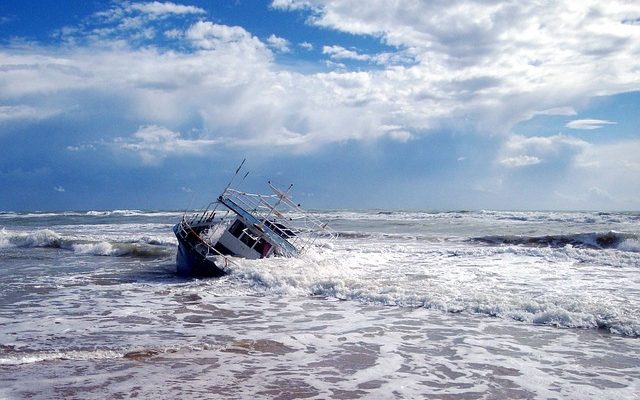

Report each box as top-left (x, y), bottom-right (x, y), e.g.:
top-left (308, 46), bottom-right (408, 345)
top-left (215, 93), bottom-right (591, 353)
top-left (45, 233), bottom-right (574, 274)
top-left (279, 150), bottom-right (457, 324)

top-left (222, 158), bottom-right (247, 194)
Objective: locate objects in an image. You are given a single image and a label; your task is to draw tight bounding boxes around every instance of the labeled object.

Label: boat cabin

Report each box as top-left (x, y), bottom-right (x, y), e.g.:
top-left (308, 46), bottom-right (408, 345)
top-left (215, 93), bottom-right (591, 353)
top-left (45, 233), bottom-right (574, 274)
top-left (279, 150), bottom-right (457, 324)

top-left (214, 218), bottom-right (273, 259)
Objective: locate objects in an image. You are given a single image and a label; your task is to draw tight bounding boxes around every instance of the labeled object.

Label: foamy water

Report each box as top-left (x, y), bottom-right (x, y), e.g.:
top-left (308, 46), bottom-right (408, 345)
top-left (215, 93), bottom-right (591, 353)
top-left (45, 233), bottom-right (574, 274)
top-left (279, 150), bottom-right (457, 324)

top-left (1, 210), bottom-right (639, 399)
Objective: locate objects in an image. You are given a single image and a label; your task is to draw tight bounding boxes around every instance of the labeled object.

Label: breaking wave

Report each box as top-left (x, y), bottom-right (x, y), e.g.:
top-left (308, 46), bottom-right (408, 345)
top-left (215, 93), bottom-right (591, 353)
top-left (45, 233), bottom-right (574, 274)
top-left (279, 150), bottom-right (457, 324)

top-left (0, 228), bottom-right (66, 249)
top-left (472, 231), bottom-right (640, 252)
top-left (0, 210), bottom-right (181, 219)
top-left (0, 228), bottom-right (173, 258)
top-left (230, 267), bottom-right (640, 337)
top-left (225, 247), bottom-right (640, 337)
top-left (84, 210), bottom-right (180, 217)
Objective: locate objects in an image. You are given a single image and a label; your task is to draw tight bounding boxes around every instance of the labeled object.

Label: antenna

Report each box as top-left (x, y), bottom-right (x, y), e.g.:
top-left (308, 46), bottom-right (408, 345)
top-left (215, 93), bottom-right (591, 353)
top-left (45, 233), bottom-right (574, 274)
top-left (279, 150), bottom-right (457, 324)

top-left (222, 158), bottom-right (246, 194)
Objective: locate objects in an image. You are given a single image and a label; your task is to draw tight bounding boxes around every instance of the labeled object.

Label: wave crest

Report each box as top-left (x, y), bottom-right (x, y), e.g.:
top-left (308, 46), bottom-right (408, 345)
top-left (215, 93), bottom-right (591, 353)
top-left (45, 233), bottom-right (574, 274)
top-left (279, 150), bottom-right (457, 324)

top-left (0, 228), bottom-right (64, 249)
top-left (0, 228), bottom-right (172, 258)
top-left (472, 231), bottom-right (639, 252)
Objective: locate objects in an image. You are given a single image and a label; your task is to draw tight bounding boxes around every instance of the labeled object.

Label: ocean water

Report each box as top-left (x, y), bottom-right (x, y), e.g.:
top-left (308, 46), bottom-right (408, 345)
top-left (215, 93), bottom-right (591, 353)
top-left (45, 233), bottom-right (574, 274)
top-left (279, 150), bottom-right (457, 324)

top-left (0, 209), bottom-right (639, 399)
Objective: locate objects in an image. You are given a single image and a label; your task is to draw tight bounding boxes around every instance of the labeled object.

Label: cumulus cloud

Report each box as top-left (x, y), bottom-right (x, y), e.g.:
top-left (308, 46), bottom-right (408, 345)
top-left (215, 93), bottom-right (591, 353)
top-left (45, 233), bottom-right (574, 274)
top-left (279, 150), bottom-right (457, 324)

top-left (56, 1), bottom-right (205, 44)
top-left (323, 45), bottom-right (371, 61)
top-left (498, 134), bottom-right (589, 168)
top-left (2, 0), bottom-right (640, 157)
top-left (266, 34), bottom-right (291, 53)
top-left (274, 0), bottom-right (640, 132)
top-left (322, 44), bottom-right (415, 66)
top-left (113, 125), bottom-right (220, 164)
top-left (566, 119), bottom-right (617, 130)
top-left (186, 21), bottom-right (263, 50)
top-left (127, 1), bottom-right (206, 17)
top-left (491, 134), bottom-right (640, 209)
top-left (93, 1), bottom-right (205, 22)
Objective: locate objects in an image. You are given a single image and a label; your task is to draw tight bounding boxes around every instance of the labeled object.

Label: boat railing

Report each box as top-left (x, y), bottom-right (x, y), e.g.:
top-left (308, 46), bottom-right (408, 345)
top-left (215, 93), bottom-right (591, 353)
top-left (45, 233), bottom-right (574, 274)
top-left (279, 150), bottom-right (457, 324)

top-left (176, 218), bottom-right (234, 267)
top-left (221, 188), bottom-right (337, 254)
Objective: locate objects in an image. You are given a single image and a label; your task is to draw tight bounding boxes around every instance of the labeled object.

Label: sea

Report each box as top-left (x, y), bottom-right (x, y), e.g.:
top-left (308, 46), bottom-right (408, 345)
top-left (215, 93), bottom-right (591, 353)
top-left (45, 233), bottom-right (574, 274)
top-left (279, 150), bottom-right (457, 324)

top-left (0, 209), bottom-right (639, 399)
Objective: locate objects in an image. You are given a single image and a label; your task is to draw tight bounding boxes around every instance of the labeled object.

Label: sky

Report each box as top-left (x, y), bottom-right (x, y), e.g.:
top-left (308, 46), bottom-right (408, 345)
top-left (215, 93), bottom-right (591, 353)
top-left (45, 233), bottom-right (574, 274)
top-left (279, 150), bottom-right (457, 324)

top-left (1, 0), bottom-right (639, 211)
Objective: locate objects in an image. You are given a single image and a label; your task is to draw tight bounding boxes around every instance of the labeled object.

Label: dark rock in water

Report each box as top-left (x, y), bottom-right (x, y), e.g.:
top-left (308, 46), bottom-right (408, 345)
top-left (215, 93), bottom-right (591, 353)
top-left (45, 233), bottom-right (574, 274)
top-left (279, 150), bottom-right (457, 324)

top-left (0, 344), bottom-right (17, 352)
top-left (174, 292), bottom-right (202, 304)
top-left (124, 349), bottom-right (160, 360)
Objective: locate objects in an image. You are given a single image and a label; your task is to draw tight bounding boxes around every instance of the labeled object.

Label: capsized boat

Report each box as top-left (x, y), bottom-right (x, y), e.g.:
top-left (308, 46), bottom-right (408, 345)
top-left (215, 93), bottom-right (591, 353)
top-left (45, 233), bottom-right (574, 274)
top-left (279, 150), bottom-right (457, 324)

top-left (173, 169), bottom-right (336, 277)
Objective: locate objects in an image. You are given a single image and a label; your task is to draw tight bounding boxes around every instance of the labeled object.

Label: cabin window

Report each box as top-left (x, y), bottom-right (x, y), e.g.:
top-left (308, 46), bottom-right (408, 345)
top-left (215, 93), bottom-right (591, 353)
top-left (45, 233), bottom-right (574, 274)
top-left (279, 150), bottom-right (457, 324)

top-left (263, 220), bottom-right (296, 239)
top-left (239, 229), bottom-right (258, 248)
top-left (228, 220), bottom-right (246, 238)
top-left (229, 219), bottom-right (260, 250)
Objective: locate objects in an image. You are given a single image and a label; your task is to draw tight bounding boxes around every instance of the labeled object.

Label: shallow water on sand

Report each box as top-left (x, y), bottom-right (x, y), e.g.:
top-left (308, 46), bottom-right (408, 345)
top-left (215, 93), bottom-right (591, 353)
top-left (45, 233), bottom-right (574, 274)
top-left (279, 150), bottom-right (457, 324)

top-left (1, 210), bottom-right (639, 398)
top-left (3, 293), bottom-right (640, 399)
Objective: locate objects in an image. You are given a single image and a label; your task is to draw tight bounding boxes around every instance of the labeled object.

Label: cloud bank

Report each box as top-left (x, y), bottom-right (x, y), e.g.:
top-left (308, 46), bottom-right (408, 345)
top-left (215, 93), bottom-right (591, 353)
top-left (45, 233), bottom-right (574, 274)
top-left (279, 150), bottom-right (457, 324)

top-left (1, 1), bottom-right (639, 210)
top-left (1, 1), bottom-right (637, 154)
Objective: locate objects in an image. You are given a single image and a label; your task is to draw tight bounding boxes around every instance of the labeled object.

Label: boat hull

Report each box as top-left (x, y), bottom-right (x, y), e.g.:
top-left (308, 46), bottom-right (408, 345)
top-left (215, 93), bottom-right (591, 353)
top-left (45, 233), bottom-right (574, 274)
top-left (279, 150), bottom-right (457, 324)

top-left (173, 224), bottom-right (226, 277)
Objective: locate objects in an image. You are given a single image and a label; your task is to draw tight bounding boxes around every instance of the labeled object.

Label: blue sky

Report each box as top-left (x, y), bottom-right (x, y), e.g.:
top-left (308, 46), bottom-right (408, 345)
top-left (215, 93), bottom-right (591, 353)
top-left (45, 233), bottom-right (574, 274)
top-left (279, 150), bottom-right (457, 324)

top-left (1, 1), bottom-right (639, 211)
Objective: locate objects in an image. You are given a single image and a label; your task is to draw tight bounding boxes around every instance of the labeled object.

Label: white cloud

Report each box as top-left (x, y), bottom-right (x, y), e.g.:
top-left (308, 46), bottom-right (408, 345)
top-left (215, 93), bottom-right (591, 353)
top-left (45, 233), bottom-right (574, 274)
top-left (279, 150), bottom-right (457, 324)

top-left (53, 186), bottom-right (65, 192)
top-left (128, 2), bottom-right (206, 17)
top-left (274, 0), bottom-right (640, 133)
top-left (266, 34), bottom-right (291, 53)
top-left (323, 45), bottom-right (371, 61)
top-left (56, 1), bottom-right (205, 44)
top-left (114, 125), bottom-right (220, 164)
top-left (299, 41), bottom-right (313, 50)
top-left (321, 45), bottom-right (415, 66)
top-left (164, 28), bottom-right (182, 39)
top-left (568, 139), bottom-right (640, 208)
top-left (324, 60), bottom-right (346, 70)
top-left (535, 107), bottom-right (577, 116)
top-left (503, 134), bottom-right (588, 153)
top-left (499, 155), bottom-right (541, 168)
top-left (0, 105), bottom-right (61, 123)
top-left (2, 1), bottom-right (640, 157)
top-left (94, 1), bottom-right (205, 22)
top-left (186, 21), bottom-right (259, 49)
top-left (566, 119), bottom-right (617, 130)
top-left (492, 135), bottom-right (640, 209)
top-left (575, 139), bottom-right (640, 172)
top-left (387, 129), bottom-right (413, 142)
top-left (498, 134), bottom-right (588, 168)
top-left (66, 144), bottom-right (96, 152)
